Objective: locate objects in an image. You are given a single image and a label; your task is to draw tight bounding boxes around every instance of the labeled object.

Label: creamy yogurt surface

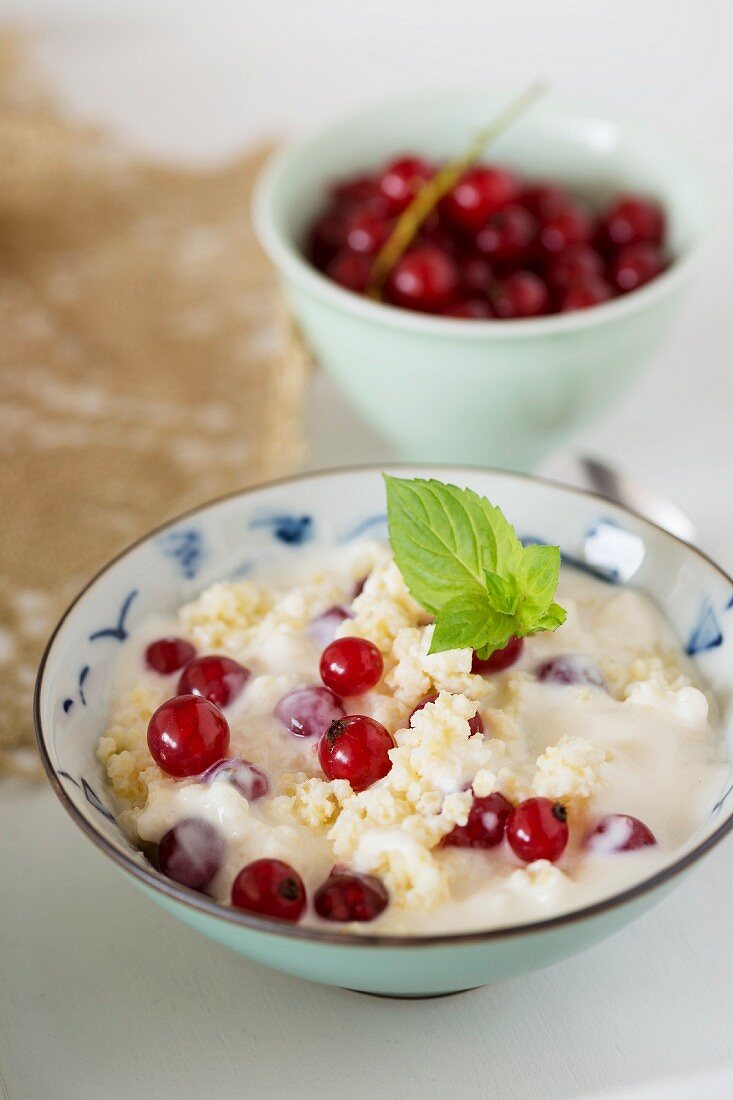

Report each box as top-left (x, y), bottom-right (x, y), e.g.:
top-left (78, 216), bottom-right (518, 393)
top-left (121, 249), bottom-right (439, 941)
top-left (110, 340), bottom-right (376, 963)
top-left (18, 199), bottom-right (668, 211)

top-left (98, 539), bottom-right (727, 935)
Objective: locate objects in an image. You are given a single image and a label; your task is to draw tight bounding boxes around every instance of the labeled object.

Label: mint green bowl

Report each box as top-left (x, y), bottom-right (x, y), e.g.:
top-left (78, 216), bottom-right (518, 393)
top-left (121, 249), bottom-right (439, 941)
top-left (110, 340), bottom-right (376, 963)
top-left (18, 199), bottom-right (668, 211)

top-left (253, 91), bottom-right (708, 471)
top-left (35, 466), bottom-right (733, 998)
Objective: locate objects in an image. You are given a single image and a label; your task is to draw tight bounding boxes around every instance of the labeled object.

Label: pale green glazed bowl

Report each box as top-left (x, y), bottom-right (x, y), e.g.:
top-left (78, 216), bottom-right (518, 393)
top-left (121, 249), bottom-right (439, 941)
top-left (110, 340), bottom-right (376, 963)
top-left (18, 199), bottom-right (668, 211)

top-left (35, 467), bottom-right (733, 997)
top-left (253, 91), bottom-right (709, 471)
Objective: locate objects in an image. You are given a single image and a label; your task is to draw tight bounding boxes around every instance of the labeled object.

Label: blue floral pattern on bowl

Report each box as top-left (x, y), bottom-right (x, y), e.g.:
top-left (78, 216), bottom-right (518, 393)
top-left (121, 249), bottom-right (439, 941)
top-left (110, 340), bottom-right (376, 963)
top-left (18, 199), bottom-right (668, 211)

top-left (157, 528), bottom-right (206, 579)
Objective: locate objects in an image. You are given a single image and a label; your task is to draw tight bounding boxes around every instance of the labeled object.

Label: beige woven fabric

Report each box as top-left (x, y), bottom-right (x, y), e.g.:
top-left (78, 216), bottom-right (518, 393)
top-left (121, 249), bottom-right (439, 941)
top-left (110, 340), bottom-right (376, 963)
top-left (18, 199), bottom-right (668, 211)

top-left (0, 36), bottom-right (309, 776)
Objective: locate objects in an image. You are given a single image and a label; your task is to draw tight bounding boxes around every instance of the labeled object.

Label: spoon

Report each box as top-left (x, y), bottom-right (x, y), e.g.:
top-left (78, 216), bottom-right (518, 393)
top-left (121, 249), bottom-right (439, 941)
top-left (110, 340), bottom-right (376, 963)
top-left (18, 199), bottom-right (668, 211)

top-left (538, 454), bottom-right (697, 545)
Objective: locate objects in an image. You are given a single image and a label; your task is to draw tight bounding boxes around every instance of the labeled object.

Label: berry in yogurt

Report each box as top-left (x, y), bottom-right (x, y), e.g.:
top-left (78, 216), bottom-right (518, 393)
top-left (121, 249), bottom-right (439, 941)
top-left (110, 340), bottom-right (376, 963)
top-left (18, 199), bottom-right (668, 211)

top-left (318, 715), bottom-right (394, 791)
top-left (472, 635), bottom-right (524, 674)
top-left (320, 636), bottom-right (383, 697)
top-left (231, 859), bottom-right (307, 922)
top-left (440, 791), bottom-right (513, 850)
top-left (145, 637), bottom-right (196, 675)
top-left (157, 818), bottom-right (224, 890)
top-left (275, 685), bottom-right (346, 739)
top-left (147, 694), bottom-right (230, 777)
top-left (535, 655), bottom-right (605, 687)
top-left (309, 605), bottom-right (353, 648)
top-left (201, 757), bottom-right (270, 800)
top-left (507, 798), bottom-right (569, 863)
top-left (585, 814), bottom-right (657, 854)
top-left (314, 871), bottom-right (389, 922)
top-left (177, 654), bottom-right (250, 708)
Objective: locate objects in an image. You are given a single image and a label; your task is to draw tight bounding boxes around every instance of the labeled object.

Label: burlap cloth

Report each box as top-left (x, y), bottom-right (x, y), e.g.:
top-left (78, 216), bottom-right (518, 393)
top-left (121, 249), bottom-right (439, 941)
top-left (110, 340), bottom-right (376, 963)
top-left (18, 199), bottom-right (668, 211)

top-left (0, 35), bottom-right (309, 777)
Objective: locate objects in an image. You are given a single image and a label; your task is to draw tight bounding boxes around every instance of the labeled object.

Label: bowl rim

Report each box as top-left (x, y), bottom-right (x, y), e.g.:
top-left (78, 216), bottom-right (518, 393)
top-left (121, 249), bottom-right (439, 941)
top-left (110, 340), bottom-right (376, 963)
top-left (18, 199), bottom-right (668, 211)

top-left (252, 88), bottom-right (710, 339)
top-left (35, 463), bottom-right (733, 949)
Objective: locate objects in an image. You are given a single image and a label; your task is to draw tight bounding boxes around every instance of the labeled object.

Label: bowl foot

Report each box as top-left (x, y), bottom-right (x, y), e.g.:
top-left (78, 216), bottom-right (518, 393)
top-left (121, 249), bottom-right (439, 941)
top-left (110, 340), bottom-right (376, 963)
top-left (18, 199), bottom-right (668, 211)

top-left (344, 986), bottom-right (482, 1000)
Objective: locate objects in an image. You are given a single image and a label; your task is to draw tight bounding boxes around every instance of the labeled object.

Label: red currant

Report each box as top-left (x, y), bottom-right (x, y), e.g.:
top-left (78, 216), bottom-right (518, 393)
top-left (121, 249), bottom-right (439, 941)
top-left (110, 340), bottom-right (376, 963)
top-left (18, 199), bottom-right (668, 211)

top-left (330, 174), bottom-right (381, 208)
top-left (507, 797), bottom-right (569, 862)
top-left (472, 636), bottom-right (524, 673)
top-left (145, 637), bottom-right (196, 675)
top-left (311, 162), bottom-right (669, 320)
top-left (314, 871), bottom-right (389, 922)
top-left (308, 211), bottom-right (346, 269)
top-left (459, 254), bottom-right (494, 296)
top-left (519, 182), bottom-right (571, 221)
top-left (492, 271), bottom-right (548, 318)
top-left (320, 636), bottom-right (383, 696)
top-left (352, 574), bottom-right (369, 599)
top-left (344, 208), bottom-right (391, 255)
top-left (535, 655), bottom-right (604, 687)
top-left (275, 685), bottom-right (345, 739)
top-left (586, 814), bottom-right (656, 853)
top-left (600, 195), bottom-right (665, 249)
top-left (309, 605), bottom-right (353, 648)
top-left (474, 204), bottom-right (537, 265)
top-left (441, 791), bottom-right (513, 849)
top-left (557, 276), bottom-right (613, 311)
top-left (608, 242), bottom-right (663, 293)
top-left (201, 757), bottom-right (269, 800)
top-left (378, 156), bottom-right (433, 214)
top-left (547, 243), bottom-right (604, 290)
top-left (538, 205), bottom-right (593, 256)
top-left (318, 715), bottom-right (393, 791)
top-left (231, 859), bottom-right (306, 922)
top-left (409, 692), bottom-right (483, 734)
top-left (325, 250), bottom-right (372, 293)
top-left (442, 166), bottom-right (519, 232)
top-left (385, 245), bottom-right (460, 313)
top-left (177, 655), bottom-right (250, 708)
top-left (442, 297), bottom-right (493, 319)
top-left (158, 818), bottom-right (224, 889)
top-left (418, 211), bottom-right (460, 254)
top-left (147, 694), bottom-right (230, 777)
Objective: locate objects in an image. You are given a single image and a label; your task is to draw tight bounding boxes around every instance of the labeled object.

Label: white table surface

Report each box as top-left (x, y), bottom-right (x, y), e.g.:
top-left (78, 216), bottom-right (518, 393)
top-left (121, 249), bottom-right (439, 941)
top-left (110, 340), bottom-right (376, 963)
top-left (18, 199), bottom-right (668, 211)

top-left (2, 3), bottom-right (733, 1097)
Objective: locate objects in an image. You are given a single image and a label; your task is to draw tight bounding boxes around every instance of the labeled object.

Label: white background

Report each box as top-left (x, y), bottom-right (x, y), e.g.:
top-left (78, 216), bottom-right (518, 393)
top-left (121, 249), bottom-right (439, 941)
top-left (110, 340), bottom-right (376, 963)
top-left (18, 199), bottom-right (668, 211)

top-left (2, 2), bottom-right (733, 1098)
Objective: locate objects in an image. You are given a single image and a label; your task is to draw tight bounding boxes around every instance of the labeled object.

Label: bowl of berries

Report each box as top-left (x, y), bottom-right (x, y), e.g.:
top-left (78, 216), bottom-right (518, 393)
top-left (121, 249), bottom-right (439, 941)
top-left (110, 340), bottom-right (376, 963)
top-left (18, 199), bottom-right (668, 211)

top-left (35, 465), bottom-right (733, 997)
top-left (253, 90), bottom-right (708, 469)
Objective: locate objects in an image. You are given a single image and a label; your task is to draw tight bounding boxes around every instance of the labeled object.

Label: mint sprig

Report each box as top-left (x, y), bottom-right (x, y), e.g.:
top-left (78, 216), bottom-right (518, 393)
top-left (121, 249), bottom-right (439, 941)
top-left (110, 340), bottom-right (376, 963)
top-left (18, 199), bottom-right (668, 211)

top-left (384, 475), bottom-right (566, 658)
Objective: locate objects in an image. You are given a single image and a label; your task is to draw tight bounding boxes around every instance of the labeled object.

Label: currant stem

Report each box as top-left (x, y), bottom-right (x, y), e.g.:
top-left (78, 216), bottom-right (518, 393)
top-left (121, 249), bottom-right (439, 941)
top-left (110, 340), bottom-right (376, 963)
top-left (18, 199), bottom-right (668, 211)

top-left (368, 80), bottom-right (548, 295)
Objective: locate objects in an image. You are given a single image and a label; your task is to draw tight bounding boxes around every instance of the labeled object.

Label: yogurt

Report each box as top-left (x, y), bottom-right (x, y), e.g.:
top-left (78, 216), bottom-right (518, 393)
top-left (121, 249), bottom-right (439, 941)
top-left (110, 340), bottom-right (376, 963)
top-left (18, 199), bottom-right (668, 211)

top-left (97, 539), bottom-right (727, 935)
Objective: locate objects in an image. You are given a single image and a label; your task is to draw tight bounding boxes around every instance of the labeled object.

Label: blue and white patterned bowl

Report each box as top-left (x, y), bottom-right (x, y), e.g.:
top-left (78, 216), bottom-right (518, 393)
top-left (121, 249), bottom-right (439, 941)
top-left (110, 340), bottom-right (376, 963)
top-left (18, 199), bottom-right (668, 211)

top-left (35, 466), bottom-right (733, 997)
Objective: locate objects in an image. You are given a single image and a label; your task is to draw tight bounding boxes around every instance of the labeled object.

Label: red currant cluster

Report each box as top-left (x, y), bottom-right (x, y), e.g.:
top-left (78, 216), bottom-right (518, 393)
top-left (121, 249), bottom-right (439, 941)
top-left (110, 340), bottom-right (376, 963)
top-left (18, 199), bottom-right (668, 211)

top-left (143, 628), bottom-right (394, 923)
top-left (441, 790), bottom-right (655, 863)
top-left (142, 627), bottom-right (655, 927)
top-left (307, 156), bottom-right (667, 318)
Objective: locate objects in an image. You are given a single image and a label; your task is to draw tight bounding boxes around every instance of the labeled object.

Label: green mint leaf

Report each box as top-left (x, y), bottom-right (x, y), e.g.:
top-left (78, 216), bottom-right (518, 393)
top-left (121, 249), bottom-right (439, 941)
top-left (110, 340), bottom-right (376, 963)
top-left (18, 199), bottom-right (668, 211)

top-left (385, 475), bottom-right (507, 614)
top-left (514, 543), bottom-right (561, 630)
top-left (476, 498), bottom-right (524, 574)
top-left (385, 474), bottom-right (566, 656)
top-left (531, 602), bottom-right (567, 633)
top-left (429, 592), bottom-right (496, 654)
top-left (474, 620), bottom-right (518, 660)
top-left (483, 570), bottom-right (519, 615)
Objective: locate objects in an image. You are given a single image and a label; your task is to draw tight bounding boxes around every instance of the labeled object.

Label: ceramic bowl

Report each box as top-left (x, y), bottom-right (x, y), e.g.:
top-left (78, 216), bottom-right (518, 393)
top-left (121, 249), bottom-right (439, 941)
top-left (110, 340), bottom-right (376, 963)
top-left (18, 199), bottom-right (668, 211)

top-left (253, 91), bottom-right (709, 471)
top-left (35, 466), bottom-right (733, 997)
